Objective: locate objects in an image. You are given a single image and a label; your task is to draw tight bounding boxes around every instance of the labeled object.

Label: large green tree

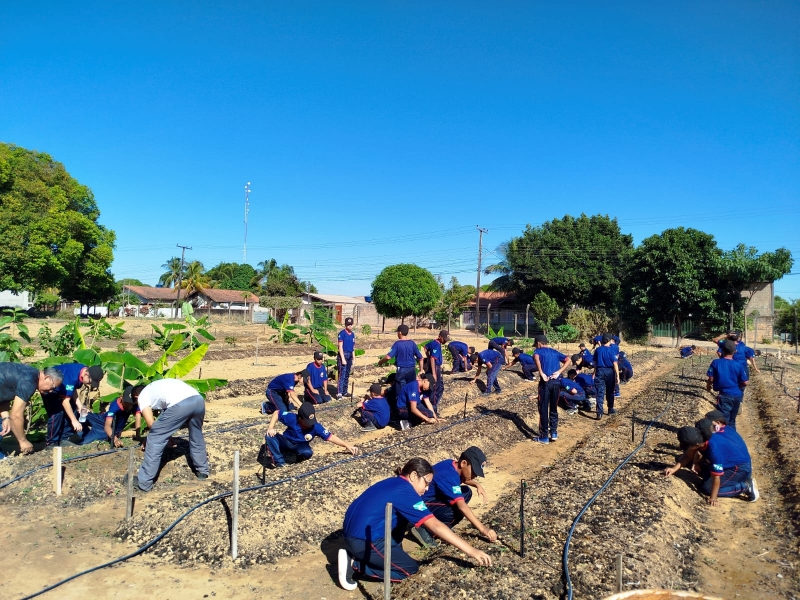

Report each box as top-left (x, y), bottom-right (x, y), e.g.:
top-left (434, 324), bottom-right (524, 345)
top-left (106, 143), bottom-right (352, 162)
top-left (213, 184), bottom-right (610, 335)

top-left (371, 264), bottom-right (441, 322)
top-left (500, 214), bottom-right (633, 309)
top-left (622, 227), bottom-right (721, 343)
top-left (251, 258), bottom-right (316, 296)
top-left (207, 262), bottom-right (257, 291)
top-left (0, 143), bottom-right (116, 302)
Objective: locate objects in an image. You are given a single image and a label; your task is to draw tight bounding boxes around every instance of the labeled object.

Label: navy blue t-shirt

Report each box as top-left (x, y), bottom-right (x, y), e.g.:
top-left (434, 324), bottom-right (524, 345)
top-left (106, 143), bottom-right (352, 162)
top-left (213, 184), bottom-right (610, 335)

top-left (580, 349), bottom-right (594, 364)
top-left (344, 476), bottom-right (434, 539)
top-left (0, 362), bottom-right (40, 403)
top-left (362, 396), bottom-right (390, 427)
top-left (560, 378), bottom-right (585, 398)
top-left (388, 339), bottom-right (423, 368)
top-left (50, 363), bottom-right (87, 398)
top-left (267, 374), bottom-right (297, 393)
top-left (277, 411), bottom-right (331, 445)
top-left (680, 346), bottom-right (693, 358)
top-left (422, 459), bottom-right (465, 506)
top-left (106, 397), bottom-right (141, 435)
top-left (305, 362), bottom-right (328, 389)
top-left (575, 373), bottom-right (595, 390)
top-left (592, 335), bottom-right (603, 346)
top-left (707, 427), bottom-right (751, 475)
top-left (619, 356), bottom-right (633, 374)
top-left (514, 352), bottom-right (535, 366)
top-left (424, 340), bottom-right (442, 366)
top-left (534, 347), bottom-right (568, 377)
top-left (449, 341), bottom-right (468, 357)
top-left (707, 358), bottom-right (748, 396)
top-left (490, 337), bottom-right (508, 346)
top-left (338, 329), bottom-right (356, 353)
top-left (477, 349), bottom-right (503, 367)
top-left (593, 346), bottom-right (619, 368)
top-left (396, 380), bottom-right (423, 411)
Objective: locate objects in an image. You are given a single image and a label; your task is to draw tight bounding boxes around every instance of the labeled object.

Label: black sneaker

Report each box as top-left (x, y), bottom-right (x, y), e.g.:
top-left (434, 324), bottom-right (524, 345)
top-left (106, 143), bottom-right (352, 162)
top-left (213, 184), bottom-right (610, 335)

top-left (410, 526), bottom-right (439, 548)
top-left (608, 408), bottom-right (618, 415)
top-left (360, 422), bottom-right (377, 432)
top-left (196, 473), bottom-right (209, 481)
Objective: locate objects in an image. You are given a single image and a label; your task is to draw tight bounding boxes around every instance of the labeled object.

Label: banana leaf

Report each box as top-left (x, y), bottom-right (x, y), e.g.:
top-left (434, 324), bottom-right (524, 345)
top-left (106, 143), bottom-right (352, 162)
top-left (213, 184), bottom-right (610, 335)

top-left (182, 378), bottom-right (227, 396)
top-left (166, 344), bottom-right (209, 378)
top-left (34, 355), bottom-right (75, 368)
top-left (74, 348), bottom-right (102, 366)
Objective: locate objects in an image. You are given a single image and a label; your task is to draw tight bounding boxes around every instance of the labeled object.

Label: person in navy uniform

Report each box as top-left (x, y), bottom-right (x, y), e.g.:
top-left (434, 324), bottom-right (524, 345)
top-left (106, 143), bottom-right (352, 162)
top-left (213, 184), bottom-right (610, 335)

top-left (304, 351), bottom-right (332, 404)
top-left (488, 336), bottom-right (513, 364)
top-left (593, 334), bottom-right (620, 420)
top-left (503, 347), bottom-right (537, 380)
top-left (0, 364), bottom-right (62, 455)
top-left (397, 373), bottom-right (437, 427)
top-left (378, 324), bottom-right (423, 395)
top-left (706, 340), bottom-right (749, 430)
top-left (262, 372), bottom-right (303, 414)
top-left (338, 457), bottom-right (492, 590)
top-left (575, 371), bottom-right (597, 404)
top-left (423, 330), bottom-right (448, 415)
top-left (577, 343), bottom-right (595, 368)
top-left (353, 383), bottom-right (391, 431)
top-left (591, 334), bottom-right (604, 349)
top-left (447, 340), bottom-right (474, 373)
top-left (409, 446), bottom-right (498, 548)
top-left (42, 363), bottom-right (104, 447)
top-left (471, 348), bottom-right (504, 395)
top-left (533, 335), bottom-right (570, 443)
top-left (337, 317), bottom-right (356, 399)
top-left (680, 345), bottom-right (697, 359)
top-left (103, 388), bottom-right (143, 447)
top-left (265, 402), bottom-right (359, 467)
top-left (715, 331), bottom-right (760, 377)
top-left (618, 351), bottom-right (634, 384)
top-left (558, 369), bottom-right (588, 414)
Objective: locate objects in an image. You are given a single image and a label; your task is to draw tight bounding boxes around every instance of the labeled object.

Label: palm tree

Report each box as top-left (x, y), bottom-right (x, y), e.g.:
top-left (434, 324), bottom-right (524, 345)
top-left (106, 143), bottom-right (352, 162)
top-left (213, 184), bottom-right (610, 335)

top-left (159, 257), bottom-right (184, 288)
top-left (484, 242), bottom-right (516, 292)
top-left (251, 258), bottom-right (280, 288)
top-left (180, 261), bottom-right (212, 295)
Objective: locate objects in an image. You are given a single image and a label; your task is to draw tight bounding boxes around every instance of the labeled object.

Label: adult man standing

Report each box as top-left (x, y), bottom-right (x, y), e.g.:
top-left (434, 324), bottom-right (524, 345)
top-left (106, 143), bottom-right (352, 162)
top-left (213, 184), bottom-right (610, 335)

top-left (0, 364), bottom-right (62, 455)
top-left (128, 379), bottom-right (209, 492)
top-left (378, 325), bottom-right (422, 395)
top-left (423, 330), bottom-right (448, 415)
top-left (337, 317), bottom-right (356, 400)
top-left (304, 351), bottom-right (332, 405)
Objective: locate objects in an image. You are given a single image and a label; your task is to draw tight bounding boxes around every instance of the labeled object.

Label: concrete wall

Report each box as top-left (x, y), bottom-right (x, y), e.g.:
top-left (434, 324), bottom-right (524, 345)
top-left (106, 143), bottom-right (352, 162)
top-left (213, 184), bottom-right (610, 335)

top-left (0, 290), bottom-right (32, 309)
top-left (744, 281), bottom-right (774, 343)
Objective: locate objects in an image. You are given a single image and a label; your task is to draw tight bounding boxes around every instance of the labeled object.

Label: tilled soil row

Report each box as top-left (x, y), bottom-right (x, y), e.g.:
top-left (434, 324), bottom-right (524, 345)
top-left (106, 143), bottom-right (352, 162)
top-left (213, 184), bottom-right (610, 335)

top-left (378, 362), bottom-right (721, 600)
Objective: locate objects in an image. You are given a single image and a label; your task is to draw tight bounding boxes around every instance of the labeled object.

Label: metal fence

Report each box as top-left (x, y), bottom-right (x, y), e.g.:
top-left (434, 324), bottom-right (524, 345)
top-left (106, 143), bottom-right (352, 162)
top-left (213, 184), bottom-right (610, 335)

top-left (651, 320), bottom-right (700, 338)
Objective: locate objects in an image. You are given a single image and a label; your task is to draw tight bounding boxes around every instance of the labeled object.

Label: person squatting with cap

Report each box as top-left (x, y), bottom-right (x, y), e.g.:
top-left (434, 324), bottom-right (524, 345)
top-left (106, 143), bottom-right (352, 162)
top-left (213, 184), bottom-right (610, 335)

top-left (618, 351), bottom-right (633, 384)
top-left (558, 369), bottom-right (589, 415)
top-left (265, 401), bottom-right (359, 467)
top-left (262, 372), bottom-right (303, 414)
top-left (337, 317), bottom-right (356, 399)
top-left (304, 351), bottom-right (332, 405)
top-left (488, 335), bottom-right (513, 365)
top-left (42, 364), bottom-right (105, 447)
top-left (104, 386), bottom-right (143, 447)
top-left (471, 347), bottom-right (504, 395)
top-left (378, 324), bottom-right (423, 396)
top-left (409, 446), bottom-right (498, 548)
top-left (126, 379), bottom-right (210, 492)
top-left (396, 372), bottom-right (438, 427)
top-left (338, 457), bottom-right (492, 590)
top-left (533, 335), bottom-right (570, 444)
top-left (593, 333), bottom-right (620, 420)
top-left (706, 339), bottom-right (749, 430)
top-left (680, 345), bottom-right (697, 359)
top-left (0, 363), bottom-right (63, 455)
top-left (423, 330), bottom-right (448, 415)
top-left (353, 383), bottom-right (391, 431)
top-left (504, 347), bottom-right (537, 380)
top-left (448, 340), bottom-right (474, 373)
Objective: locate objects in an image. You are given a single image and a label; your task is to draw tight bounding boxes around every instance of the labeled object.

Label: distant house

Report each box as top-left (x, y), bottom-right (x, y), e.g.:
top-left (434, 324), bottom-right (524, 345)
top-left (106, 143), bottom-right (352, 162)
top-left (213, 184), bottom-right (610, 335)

top-left (463, 291), bottom-right (536, 334)
top-left (120, 285), bottom-right (184, 318)
top-left (743, 281), bottom-right (776, 345)
top-left (296, 292), bottom-right (404, 330)
top-left (189, 288), bottom-right (259, 318)
top-left (0, 290), bottom-right (33, 310)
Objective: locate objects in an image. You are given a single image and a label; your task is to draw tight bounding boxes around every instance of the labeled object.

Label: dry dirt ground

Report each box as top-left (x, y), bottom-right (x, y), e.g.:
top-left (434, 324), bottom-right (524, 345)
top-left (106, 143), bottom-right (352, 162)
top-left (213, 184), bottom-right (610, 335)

top-left (2, 319), bottom-right (800, 599)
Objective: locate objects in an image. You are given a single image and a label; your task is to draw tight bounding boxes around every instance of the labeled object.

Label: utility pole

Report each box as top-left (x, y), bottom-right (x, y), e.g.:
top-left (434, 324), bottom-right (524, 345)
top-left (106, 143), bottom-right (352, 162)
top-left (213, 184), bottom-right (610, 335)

top-left (794, 306), bottom-right (798, 355)
top-left (474, 226), bottom-right (488, 337)
top-left (174, 244), bottom-right (191, 318)
top-left (243, 182), bottom-right (251, 262)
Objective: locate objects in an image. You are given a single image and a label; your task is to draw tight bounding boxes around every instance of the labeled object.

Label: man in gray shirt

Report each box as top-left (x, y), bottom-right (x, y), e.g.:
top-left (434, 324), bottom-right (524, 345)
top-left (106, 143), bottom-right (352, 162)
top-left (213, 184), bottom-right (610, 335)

top-left (0, 363), bottom-right (62, 455)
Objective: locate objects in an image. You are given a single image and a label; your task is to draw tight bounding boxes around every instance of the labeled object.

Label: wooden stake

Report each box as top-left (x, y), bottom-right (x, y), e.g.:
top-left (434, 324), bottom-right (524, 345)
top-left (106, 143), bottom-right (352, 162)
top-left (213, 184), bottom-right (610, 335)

top-left (631, 411), bottom-right (636, 443)
top-left (126, 447), bottom-right (135, 518)
top-left (384, 502), bottom-right (392, 600)
top-left (53, 446), bottom-right (62, 495)
top-left (232, 450), bottom-right (240, 559)
top-left (254, 336), bottom-right (259, 366)
top-left (463, 392), bottom-right (469, 419)
top-left (519, 479), bottom-right (526, 557)
top-left (351, 381), bottom-right (355, 407)
top-left (616, 553), bottom-right (623, 592)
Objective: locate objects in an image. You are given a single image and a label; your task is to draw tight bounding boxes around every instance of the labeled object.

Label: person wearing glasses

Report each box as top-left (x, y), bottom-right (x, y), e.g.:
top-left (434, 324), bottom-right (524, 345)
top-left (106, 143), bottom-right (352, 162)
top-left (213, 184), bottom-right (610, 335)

top-left (338, 457), bottom-right (492, 590)
top-left (0, 364), bottom-right (63, 455)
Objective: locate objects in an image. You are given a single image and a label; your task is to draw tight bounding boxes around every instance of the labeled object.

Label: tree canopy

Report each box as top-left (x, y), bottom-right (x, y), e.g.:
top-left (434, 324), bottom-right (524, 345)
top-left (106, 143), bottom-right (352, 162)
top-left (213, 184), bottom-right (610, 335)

top-left (531, 291), bottom-right (561, 334)
top-left (499, 214), bottom-right (633, 309)
top-left (0, 143), bottom-right (116, 302)
top-left (432, 277), bottom-right (475, 330)
top-left (371, 264), bottom-right (441, 320)
top-left (251, 258), bottom-right (317, 296)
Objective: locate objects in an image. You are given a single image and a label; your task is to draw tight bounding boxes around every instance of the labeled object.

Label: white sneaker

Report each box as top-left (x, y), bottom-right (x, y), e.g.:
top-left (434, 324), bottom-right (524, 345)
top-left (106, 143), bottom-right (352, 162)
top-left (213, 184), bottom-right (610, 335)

top-left (400, 420), bottom-right (411, 431)
top-left (338, 548), bottom-right (357, 591)
top-left (746, 477), bottom-right (759, 502)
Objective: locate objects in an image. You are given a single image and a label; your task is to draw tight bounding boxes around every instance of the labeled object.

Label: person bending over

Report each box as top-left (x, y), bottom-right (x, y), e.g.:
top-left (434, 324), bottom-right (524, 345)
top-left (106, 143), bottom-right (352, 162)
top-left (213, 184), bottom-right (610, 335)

top-left (353, 383), bottom-right (390, 431)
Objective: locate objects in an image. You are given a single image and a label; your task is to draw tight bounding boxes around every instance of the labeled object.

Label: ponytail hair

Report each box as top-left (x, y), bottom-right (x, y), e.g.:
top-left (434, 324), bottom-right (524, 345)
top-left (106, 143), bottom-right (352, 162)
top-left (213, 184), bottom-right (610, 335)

top-left (395, 457), bottom-right (433, 478)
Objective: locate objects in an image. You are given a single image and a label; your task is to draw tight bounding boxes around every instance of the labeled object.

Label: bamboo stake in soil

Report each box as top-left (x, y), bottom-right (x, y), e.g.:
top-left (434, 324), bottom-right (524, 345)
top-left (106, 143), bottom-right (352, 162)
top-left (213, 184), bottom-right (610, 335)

top-left (463, 392), bottom-right (469, 419)
top-left (232, 450), bottom-right (240, 559)
top-left (384, 502), bottom-right (392, 600)
top-left (53, 446), bottom-right (62, 496)
top-left (519, 479), bottom-right (526, 557)
top-left (126, 447), bottom-right (135, 518)
top-left (616, 553), bottom-right (623, 592)
top-left (631, 411), bottom-right (636, 442)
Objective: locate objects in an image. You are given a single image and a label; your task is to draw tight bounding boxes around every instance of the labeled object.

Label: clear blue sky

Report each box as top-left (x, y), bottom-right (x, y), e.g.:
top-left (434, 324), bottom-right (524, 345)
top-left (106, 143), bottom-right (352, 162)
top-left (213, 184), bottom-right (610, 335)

top-left (2, 2), bottom-right (798, 298)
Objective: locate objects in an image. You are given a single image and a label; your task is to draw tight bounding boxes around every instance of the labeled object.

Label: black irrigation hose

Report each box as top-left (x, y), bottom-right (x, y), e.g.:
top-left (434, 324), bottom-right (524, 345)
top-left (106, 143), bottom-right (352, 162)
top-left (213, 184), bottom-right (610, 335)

top-left (562, 380), bottom-right (679, 600)
top-left (19, 394), bottom-right (523, 600)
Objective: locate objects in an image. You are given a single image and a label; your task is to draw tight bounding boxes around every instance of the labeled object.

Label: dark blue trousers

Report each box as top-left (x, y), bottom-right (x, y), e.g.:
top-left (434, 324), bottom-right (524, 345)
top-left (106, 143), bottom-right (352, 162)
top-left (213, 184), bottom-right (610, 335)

top-left (538, 379), bottom-right (560, 437)
top-left (595, 367), bottom-right (616, 415)
top-left (346, 535), bottom-right (419, 582)
top-left (395, 366), bottom-right (416, 395)
top-left (717, 394), bottom-right (743, 430)
top-left (485, 361), bottom-right (502, 392)
top-left (701, 464), bottom-right (750, 497)
top-left (338, 351), bottom-right (353, 396)
top-left (427, 485), bottom-right (472, 527)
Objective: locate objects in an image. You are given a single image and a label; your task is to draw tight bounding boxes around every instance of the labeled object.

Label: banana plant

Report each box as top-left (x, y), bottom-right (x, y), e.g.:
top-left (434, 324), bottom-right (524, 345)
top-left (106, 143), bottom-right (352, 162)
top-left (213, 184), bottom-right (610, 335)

top-left (0, 308), bottom-right (32, 362)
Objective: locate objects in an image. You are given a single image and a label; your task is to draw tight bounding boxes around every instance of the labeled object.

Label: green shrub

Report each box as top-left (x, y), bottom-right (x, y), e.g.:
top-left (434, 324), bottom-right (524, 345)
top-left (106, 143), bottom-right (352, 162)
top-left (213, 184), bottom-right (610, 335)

top-left (136, 338), bottom-right (151, 352)
top-left (225, 336), bottom-right (237, 347)
top-left (55, 309), bottom-right (75, 320)
top-left (20, 347), bottom-right (36, 358)
top-left (361, 324), bottom-right (372, 336)
top-left (116, 342), bottom-right (126, 353)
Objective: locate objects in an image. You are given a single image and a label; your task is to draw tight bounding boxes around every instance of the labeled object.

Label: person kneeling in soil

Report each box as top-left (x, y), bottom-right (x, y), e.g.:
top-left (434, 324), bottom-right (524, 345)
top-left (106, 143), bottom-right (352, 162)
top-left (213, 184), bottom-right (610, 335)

top-left (409, 446), bottom-right (498, 548)
top-left (304, 351), bottom-right (332, 405)
top-left (396, 373), bottom-right (438, 428)
top-left (353, 383), bottom-right (390, 431)
top-left (558, 369), bottom-right (589, 415)
top-left (265, 402), bottom-right (359, 467)
top-left (338, 457), bottom-right (492, 590)
top-left (103, 387), bottom-right (143, 447)
top-left (618, 351), bottom-right (633, 384)
top-left (262, 372), bottom-right (303, 414)
top-left (504, 347), bottom-right (537, 380)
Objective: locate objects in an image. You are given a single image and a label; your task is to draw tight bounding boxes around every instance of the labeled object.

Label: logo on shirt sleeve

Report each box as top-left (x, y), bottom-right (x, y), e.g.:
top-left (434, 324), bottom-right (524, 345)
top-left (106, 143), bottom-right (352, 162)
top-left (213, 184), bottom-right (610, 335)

top-left (712, 463), bottom-right (723, 472)
top-left (451, 485), bottom-right (462, 494)
top-left (413, 500), bottom-right (427, 511)
top-left (322, 428), bottom-right (330, 436)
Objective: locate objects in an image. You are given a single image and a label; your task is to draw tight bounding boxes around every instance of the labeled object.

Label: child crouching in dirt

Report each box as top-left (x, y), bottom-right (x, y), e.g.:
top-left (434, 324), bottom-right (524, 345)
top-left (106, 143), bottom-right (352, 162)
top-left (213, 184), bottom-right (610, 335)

top-left (337, 457), bottom-right (492, 590)
top-left (352, 383), bottom-right (390, 431)
top-left (396, 373), bottom-right (438, 428)
top-left (558, 369), bottom-right (590, 415)
top-left (264, 402), bottom-right (359, 467)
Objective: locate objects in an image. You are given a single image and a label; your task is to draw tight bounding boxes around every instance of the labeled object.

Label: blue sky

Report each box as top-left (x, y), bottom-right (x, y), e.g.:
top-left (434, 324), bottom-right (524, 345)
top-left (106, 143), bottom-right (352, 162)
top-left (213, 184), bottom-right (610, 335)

top-left (2, 2), bottom-right (798, 299)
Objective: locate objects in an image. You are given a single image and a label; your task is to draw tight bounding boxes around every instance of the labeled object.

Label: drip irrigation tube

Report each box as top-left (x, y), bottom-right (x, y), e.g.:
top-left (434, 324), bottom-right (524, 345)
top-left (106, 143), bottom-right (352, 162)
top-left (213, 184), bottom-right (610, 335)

top-left (19, 394), bottom-right (523, 599)
top-left (561, 381), bottom-right (679, 600)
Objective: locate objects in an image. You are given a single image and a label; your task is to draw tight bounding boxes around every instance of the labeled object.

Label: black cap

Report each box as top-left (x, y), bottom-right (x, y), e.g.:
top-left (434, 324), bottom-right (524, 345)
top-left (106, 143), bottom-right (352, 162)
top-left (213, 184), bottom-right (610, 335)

top-left (369, 383), bottom-right (383, 395)
top-left (602, 333), bottom-right (612, 343)
top-left (579, 343), bottom-right (586, 348)
top-left (298, 402), bottom-right (316, 422)
top-left (705, 410), bottom-right (727, 424)
top-left (462, 446), bottom-right (487, 478)
top-left (677, 426), bottom-right (703, 448)
top-left (345, 317), bottom-right (354, 326)
top-left (313, 351), bottom-right (324, 360)
top-left (86, 365), bottom-right (104, 389)
top-left (397, 324), bottom-right (409, 335)
top-left (695, 418), bottom-right (715, 441)
top-left (122, 384), bottom-right (144, 405)
top-left (534, 334), bottom-right (548, 345)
